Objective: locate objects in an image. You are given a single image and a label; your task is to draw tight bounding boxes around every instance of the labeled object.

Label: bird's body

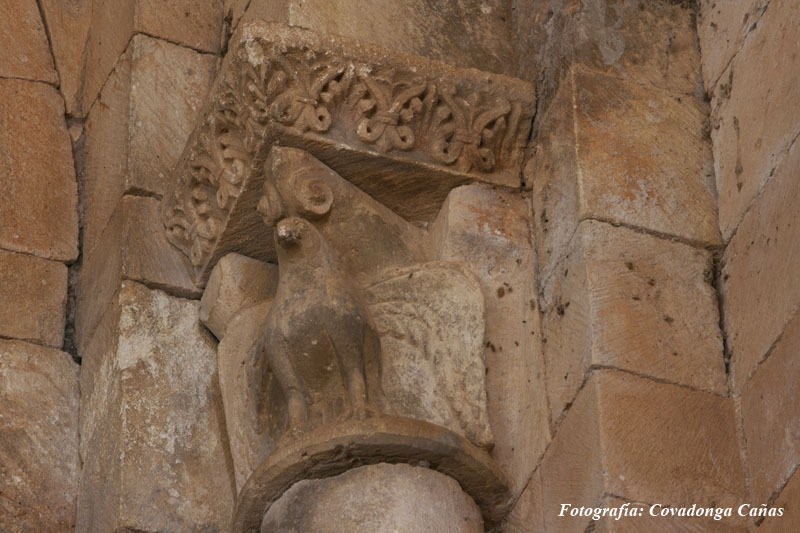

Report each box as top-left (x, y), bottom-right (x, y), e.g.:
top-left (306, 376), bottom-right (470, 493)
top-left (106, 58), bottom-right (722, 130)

top-left (259, 217), bottom-right (381, 439)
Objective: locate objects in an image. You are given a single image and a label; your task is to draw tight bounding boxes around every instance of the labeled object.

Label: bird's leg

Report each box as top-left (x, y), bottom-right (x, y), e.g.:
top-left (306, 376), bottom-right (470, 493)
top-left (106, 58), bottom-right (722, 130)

top-left (286, 387), bottom-right (309, 432)
top-left (346, 370), bottom-right (368, 420)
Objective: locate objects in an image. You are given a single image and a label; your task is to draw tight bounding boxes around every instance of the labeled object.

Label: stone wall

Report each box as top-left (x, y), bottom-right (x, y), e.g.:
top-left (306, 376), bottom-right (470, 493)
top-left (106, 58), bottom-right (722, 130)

top-left (698, 0), bottom-right (800, 529)
top-left (0, 0), bottom-right (80, 529)
top-left (507, 0), bottom-right (749, 531)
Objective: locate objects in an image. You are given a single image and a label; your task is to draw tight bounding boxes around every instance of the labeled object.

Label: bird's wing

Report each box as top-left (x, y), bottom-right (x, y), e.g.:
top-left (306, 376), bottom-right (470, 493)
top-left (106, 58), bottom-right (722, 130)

top-left (365, 261), bottom-right (493, 448)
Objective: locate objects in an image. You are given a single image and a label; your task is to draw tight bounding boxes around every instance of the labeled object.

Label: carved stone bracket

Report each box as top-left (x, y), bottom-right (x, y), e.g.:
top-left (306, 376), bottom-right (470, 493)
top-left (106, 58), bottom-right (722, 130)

top-left (162, 21), bottom-right (535, 285)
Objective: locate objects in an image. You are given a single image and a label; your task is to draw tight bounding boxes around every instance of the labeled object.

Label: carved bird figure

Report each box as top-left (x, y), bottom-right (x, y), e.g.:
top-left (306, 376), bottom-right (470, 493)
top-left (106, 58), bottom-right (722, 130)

top-left (257, 216), bottom-right (381, 440)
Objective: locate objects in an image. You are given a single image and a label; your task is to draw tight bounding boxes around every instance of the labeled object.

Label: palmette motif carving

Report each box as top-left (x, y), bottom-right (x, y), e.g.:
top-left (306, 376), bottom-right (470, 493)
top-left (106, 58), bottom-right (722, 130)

top-left (163, 22), bottom-right (535, 274)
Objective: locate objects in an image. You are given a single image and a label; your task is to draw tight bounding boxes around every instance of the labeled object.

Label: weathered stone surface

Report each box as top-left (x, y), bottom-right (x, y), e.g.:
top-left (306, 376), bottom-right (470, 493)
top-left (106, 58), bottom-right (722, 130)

top-left (83, 44), bottom-right (132, 255)
top-left (200, 253), bottom-right (277, 339)
top-left (0, 0), bottom-right (58, 83)
top-left (128, 35), bottom-right (216, 195)
top-left (83, 0), bottom-right (221, 112)
top-left (0, 340), bottom-right (79, 531)
top-left (163, 22), bottom-right (535, 282)
top-left (76, 281), bottom-right (234, 532)
top-left (760, 468), bottom-right (800, 533)
top-left (84, 35), bottom-right (216, 253)
top-left (595, 497), bottom-right (747, 532)
top-left (428, 183), bottom-right (549, 498)
top-left (240, 0), bottom-right (513, 76)
top-left (39, 0), bottom-right (92, 116)
top-left (0, 249), bottom-right (67, 348)
top-left (539, 370), bottom-right (745, 532)
top-left (532, 67), bottom-right (719, 281)
top-left (542, 220), bottom-right (726, 420)
top-left (135, 0), bottom-right (223, 54)
top-left (503, 468), bottom-right (543, 533)
top-left (262, 463), bottom-right (483, 532)
top-left (517, 0), bottom-right (702, 108)
top-left (697, 0), bottom-right (768, 92)
top-left (710, 1), bottom-right (800, 240)
top-left (82, 0), bottom-right (135, 116)
top-left (0, 79), bottom-right (78, 262)
top-left (741, 310), bottom-right (800, 505)
top-left (723, 136), bottom-right (800, 391)
top-left (76, 195), bottom-right (200, 357)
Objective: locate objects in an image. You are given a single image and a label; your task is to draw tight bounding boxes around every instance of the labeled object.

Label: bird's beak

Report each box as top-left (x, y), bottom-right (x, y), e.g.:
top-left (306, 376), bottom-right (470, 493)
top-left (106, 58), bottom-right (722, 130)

top-left (276, 222), bottom-right (301, 246)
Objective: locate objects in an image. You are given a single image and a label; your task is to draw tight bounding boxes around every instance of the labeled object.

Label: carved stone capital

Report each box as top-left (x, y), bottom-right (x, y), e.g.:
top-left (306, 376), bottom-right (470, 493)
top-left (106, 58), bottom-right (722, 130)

top-left (162, 21), bottom-right (535, 285)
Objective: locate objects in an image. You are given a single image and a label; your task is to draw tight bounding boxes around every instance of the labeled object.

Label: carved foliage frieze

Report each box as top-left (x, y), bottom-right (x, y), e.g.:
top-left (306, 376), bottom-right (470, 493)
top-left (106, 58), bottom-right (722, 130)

top-left (163, 22), bottom-right (535, 277)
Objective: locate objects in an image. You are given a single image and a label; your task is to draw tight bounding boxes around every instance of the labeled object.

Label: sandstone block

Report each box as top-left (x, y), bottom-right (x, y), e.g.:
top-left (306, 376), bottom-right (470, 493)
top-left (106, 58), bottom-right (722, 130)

top-left (741, 310), bottom-right (800, 504)
top-left (200, 253), bottom-right (277, 339)
top-left (503, 468), bottom-right (544, 533)
top-left (0, 250), bottom-right (67, 348)
top-left (239, 0), bottom-right (513, 75)
top-left (697, 0), bottom-right (768, 92)
top-left (83, 44), bottom-right (132, 255)
top-left (39, 0), bottom-right (92, 116)
top-left (542, 220), bottom-right (726, 421)
top-left (0, 0), bottom-right (58, 83)
top-left (84, 35), bottom-right (216, 253)
top-left (0, 340), bottom-right (79, 531)
top-left (0, 80), bottom-right (78, 262)
top-left (75, 195), bottom-right (200, 357)
top-left (532, 67), bottom-right (719, 281)
top-left (518, 0), bottom-right (702, 108)
top-left (135, 0), bottom-right (223, 55)
top-left (76, 281), bottom-right (234, 532)
top-left (429, 183), bottom-right (550, 498)
top-left (760, 468), bottom-right (800, 533)
top-left (128, 35), bottom-right (216, 195)
top-left (262, 463), bottom-right (483, 532)
top-left (710, 1), bottom-right (800, 240)
top-left (83, 0), bottom-right (221, 113)
top-left (723, 134), bottom-right (800, 390)
top-left (82, 0), bottom-right (135, 116)
top-left (539, 370), bottom-right (745, 532)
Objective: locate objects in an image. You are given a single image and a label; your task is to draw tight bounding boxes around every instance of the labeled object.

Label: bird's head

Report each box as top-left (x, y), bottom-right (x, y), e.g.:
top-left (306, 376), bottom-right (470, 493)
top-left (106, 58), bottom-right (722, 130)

top-left (274, 217), bottom-right (322, 263)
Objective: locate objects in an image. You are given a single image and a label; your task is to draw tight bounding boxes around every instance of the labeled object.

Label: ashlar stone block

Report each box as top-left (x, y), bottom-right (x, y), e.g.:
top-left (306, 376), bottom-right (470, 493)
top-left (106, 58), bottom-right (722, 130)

top-left (0, 79), bottom-right (78, 262)
top-left (0, 340), bottom-right (79, 532)
top-left (503, 468), bottom-right (544, 533)
top-left (76, 281), bottom-right (234, 532)
top-left (428, 183), bottom-right (549, 499)
top-left (517, 0), bottom-right (702, 108)
top-left (741, 310), bottom-right (800, 505)
top-left (532, 67), bottom-right (719, 281)
top-left (75, 195), bottom-right (200, 357)
top-left (39, 0), bottom-right (92, 116)
top-left (759, 468), bottom-right (800, 533)
top-left (723, 133), bottom-right (800, 391)
top-left (237, 0), bottom-right (514, 76)
top-left (539, 370), bottom-right (745, 533)
top-left (697, 0), bottom-right (768, 92)
top-left (0, 0), bottom-right (58, 83)
top-left (542, 220), bottom-right (726, 421)
top-left (0, 249), bottom-right (67, 348)
top-left (82, 0), bottom-right (222, 113)
top-left (84, 34), bottom-right (216, 253)
top-left (710, 0), bottom-right (800, 240)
